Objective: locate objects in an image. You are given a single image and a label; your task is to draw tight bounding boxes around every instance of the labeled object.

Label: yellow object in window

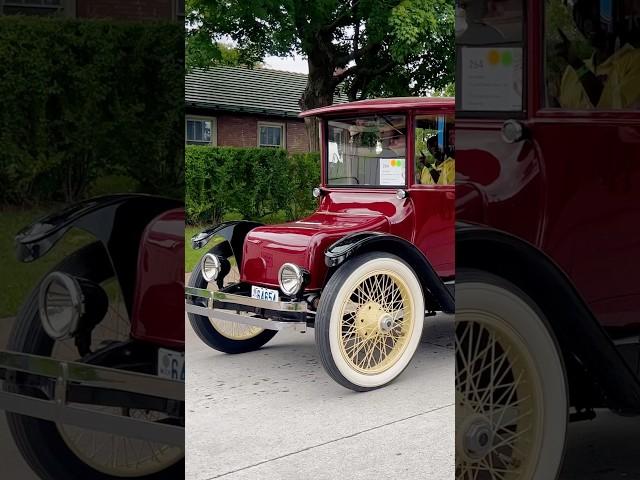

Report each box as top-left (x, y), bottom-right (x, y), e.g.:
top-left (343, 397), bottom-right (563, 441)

top-left (559, 44), bottom-right (640, 110)
top-left (420, 157), bottom-right (455, 185)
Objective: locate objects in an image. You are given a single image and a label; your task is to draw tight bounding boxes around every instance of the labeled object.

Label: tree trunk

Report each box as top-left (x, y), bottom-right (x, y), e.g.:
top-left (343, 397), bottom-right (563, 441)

top-left (299, 56), bottom-right (336, 152)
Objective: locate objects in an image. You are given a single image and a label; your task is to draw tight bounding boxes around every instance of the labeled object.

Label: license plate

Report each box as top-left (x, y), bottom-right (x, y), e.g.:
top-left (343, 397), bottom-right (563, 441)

top-left (251, 285), bottom-right (279, 302)
top-left (157, 348), bottom-right (185, 382)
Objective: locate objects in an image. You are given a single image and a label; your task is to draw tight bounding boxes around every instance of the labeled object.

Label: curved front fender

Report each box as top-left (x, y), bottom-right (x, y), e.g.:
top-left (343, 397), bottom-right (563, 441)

top-left (325, 232), bottom-right (455, 314)
top-left (190, 221), bottom-right (263, 272)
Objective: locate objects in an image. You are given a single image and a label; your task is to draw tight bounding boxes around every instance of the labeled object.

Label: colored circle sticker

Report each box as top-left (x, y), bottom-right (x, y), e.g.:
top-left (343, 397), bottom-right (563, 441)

top-left (487, 50), bottom-right (501, 65)
top-left (502, 50), bottom-right (513, 66)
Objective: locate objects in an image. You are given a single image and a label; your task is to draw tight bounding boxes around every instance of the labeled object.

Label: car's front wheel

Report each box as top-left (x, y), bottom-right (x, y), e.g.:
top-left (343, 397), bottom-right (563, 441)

top-left (455, 268), bottom-right (568, 480)
top-left (315, 252), bottom-right (425, 391)
top-left (187, 247), bottom-right (277, 354)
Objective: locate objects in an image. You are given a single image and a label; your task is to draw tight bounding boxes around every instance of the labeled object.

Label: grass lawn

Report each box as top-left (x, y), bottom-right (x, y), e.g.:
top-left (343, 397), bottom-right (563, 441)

top-left (184, 210), bottom-right (290, 273)
top-left (0, 207), bottom-right (93, 318)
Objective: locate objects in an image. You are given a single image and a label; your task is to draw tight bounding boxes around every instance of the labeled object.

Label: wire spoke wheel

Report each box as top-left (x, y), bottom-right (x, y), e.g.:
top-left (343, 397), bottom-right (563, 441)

top-left (316, 253), bottom-right (424, 391)
top-left (455, 270), bottom-right (567, 480)
top-left (339, 270), bottom-right (413, 374)
top-left (55, 278), bottom-right (183, 477)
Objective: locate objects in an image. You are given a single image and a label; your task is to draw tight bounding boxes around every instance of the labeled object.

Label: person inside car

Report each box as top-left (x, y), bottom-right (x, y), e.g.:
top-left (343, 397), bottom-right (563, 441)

top-left (555, 0), bottom-right (640, 109)
top-left (420, 136), bottom-right (455, 185)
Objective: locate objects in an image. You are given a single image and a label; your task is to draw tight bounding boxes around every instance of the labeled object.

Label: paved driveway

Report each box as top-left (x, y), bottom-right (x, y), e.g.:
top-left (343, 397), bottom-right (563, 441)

top-left (186, 314), bottom-right (455, 480)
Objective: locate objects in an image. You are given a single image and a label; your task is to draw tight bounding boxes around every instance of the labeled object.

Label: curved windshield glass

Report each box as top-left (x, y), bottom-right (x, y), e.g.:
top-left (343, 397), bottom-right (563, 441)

top-left (326, 115), bottom-right (406, 187)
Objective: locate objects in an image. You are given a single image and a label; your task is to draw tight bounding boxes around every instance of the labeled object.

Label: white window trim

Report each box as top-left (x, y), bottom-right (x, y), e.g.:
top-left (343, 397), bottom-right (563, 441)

top-left (186, 115), bottom-right (217, 146)
top-left (1, 0), bottom-right (75, 16)
top-left (257, 121), bottom-right (286, 149)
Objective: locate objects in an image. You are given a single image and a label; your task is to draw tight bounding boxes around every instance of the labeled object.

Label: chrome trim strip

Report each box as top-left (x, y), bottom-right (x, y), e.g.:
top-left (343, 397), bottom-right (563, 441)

top-left (0, 390), bottom-right (183, 446)
top-left (0, 351), bottom-right (184, 402)
top-left (185, 287), bottom-right (308, 312)
top-left (0, 350), bottom-right (184, 446)
top-left (185, 303), bottom-right (307, 332)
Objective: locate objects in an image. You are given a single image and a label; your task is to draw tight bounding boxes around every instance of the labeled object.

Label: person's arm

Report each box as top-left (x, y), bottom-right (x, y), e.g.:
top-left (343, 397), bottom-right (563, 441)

top-left (556, 29), bottom-right (605, 107)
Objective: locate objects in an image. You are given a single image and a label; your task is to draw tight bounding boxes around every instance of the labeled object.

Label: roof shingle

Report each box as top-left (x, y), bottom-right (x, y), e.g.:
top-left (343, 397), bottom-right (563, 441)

top-left (185, 66), bottom-right (346, 117)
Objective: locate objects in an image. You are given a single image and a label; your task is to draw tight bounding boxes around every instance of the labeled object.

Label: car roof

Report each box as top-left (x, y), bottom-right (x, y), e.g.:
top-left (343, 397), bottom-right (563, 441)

top-left (299, 96), bottom-right (454, 117)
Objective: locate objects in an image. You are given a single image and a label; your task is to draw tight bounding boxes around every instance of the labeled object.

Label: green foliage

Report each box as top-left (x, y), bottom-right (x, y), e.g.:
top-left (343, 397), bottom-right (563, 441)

top-left (0, 16), bottom-right (184, 205)
top-left (186, 146), bottom-right (320, 225)
top-left (186, 0), bottom-right (454, 105)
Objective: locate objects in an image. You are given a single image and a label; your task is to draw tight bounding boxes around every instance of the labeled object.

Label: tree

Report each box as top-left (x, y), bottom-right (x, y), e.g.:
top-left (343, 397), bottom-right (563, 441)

top-left (186, 0), bottom-right (454, 150)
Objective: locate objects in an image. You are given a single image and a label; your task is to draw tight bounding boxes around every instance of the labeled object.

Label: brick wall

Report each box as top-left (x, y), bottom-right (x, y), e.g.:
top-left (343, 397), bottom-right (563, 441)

top-left (215, 113), bottom-right (310, 154)
top-left (77, 0), bottom-right (174, 19)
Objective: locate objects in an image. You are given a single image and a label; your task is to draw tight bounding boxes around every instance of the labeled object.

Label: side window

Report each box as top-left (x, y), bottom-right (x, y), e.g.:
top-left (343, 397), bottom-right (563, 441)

top-left (456, 0), bottom-right (525, 113)
top-left (415, 115), bottom-right (455, 186)
top-left (544, 0), bottom-right (640, 110)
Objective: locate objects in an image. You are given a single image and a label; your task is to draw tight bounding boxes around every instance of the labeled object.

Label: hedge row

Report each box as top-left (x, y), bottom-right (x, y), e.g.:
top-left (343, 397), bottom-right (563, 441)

top-left (186, 146), bottom-right (320, 225)
top-left (0, 17), bottom-right (184, 204)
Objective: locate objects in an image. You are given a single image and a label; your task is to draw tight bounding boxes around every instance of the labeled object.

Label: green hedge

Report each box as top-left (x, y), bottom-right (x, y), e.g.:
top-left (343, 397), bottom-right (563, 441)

top-left (186, 146), bottom-right (320, 225)
top-left (0, 17), bottom-right (184, 205)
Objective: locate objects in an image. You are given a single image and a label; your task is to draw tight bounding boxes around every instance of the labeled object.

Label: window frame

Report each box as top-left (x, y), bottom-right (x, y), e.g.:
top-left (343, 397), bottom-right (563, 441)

top-left (536, 0), bottom-right (640, 117)
top-left (185, 115), bottom-right (217, 146)
top-left (257, 121), bottom-right (286, 149)
top-left (0, 0), bottom-right (75, 16)
top-left (455, 0), bottom-right (528, 119)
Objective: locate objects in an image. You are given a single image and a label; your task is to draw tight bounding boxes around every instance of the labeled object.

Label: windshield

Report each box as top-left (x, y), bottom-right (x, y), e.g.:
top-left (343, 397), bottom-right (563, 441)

top-left (326, 115), bottom-right (407, 187)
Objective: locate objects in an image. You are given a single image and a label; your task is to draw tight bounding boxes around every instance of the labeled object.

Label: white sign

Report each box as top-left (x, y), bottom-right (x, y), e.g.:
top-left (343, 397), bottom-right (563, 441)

top-left (461, 47), bottom-right (522, 111)
top-left (328, 141), bottom-right (342, 163)
top-left (379, 158), bottom-right (405, 186)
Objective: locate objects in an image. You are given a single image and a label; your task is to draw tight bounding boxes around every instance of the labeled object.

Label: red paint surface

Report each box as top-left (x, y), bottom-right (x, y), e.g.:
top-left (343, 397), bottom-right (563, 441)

top-left (241, 98), bottom-right (456, 290)
top-left (456, 2), bottom-right (640, 331)
top-left (131, 208), bottom-right (185, 348)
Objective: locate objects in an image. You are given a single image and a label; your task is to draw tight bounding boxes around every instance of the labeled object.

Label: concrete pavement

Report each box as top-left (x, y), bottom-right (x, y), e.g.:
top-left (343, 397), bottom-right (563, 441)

top-left (185, 314), bottom-right (456, 480)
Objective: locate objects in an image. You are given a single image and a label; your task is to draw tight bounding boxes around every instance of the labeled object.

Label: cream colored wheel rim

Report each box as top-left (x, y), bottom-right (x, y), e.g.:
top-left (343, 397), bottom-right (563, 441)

top-left (455, 276), bottom-right (567, 480)
top-left (211, 320), bottom-right (264, 341)
top-left (456, 317), bottom-right (541, 479)
top-left (58, 410), bottom-right (183, 477)
top-left (53, 278), bottom-right (183, 477)
top-left (338, 269), bottom-right (415, 375)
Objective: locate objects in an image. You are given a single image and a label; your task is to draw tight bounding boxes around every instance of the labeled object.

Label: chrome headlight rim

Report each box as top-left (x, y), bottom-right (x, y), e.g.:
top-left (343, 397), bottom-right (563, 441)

top-left (201, 253), bottom-right (222, 282)
top-left (38, 272), bottom-right (84, 340)
top-left (278, 263), bottom-right (309, 296)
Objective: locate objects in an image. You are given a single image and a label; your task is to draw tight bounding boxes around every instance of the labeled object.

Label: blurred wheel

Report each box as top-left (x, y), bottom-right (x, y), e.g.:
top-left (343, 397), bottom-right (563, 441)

top-left (455, 269), bottom-right (567, 480)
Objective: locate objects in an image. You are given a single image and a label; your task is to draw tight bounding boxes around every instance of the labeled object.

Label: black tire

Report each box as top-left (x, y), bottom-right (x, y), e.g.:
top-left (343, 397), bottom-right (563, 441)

top-left (455, 268), bottom-right (568, 480)
top-left (5, 242), bottom-right (184, 480)
top-left (187, 249), bottom-right (277, 354)
top-left (315, 252), bottom-right (425, 392)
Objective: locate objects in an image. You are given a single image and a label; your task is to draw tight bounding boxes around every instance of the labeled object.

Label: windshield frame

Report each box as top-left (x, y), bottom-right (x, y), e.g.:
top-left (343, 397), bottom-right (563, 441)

top-left (322, 114), bottom-right (409, 189)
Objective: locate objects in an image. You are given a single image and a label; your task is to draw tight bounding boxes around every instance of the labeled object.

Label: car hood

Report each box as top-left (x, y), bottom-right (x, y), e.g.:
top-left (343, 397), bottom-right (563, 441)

top-left (240, 212), bottom-right (390, 290)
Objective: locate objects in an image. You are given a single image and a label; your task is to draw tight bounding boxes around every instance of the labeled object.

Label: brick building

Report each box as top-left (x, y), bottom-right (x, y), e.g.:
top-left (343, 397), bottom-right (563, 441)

top-left (0, 0), bottom-right (183, 20)
top-left (185, 66), bottom-right (345, 154)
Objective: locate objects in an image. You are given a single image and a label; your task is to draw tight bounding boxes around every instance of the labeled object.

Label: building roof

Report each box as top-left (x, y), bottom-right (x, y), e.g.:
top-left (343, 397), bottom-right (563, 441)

top-left (185, 66), bottom-right (347, 118)
top-left (299, 96), bottom-right (455, 117)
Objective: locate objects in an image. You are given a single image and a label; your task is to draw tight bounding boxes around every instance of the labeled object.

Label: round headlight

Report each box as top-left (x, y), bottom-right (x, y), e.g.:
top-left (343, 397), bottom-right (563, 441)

top-left (278, 263), bottom-right (308, 296)
top-left (201, 253), bottom-right (221, 282)
top-left (38, 272), bottom-right (83, 340)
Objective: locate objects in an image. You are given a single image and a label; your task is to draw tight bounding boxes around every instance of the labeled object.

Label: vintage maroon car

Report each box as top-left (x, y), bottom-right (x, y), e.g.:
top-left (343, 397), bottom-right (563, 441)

top-left (186, 97), bottom-right (455, 391)
top-left (456, 1), bottom-right (640, 479)
top-left (0, 195), bottom-right (184, 479)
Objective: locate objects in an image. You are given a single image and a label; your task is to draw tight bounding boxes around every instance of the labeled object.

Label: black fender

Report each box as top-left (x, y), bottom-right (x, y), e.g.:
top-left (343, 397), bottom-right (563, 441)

top-left (190, 220), bottom-right (263, 271)
top-left (457, 221), bottom-right (640, 414)
top-left (325, 232), bottom-right (455, 314)
top-left (15, 194), bottom-right (182, 315)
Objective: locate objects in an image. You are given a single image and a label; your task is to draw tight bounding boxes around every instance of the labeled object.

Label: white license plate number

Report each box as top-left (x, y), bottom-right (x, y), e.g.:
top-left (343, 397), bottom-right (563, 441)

top-left (157, 348), bottom-right (185, 382)
top-left (251, 286), bottom-right (279, 302)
